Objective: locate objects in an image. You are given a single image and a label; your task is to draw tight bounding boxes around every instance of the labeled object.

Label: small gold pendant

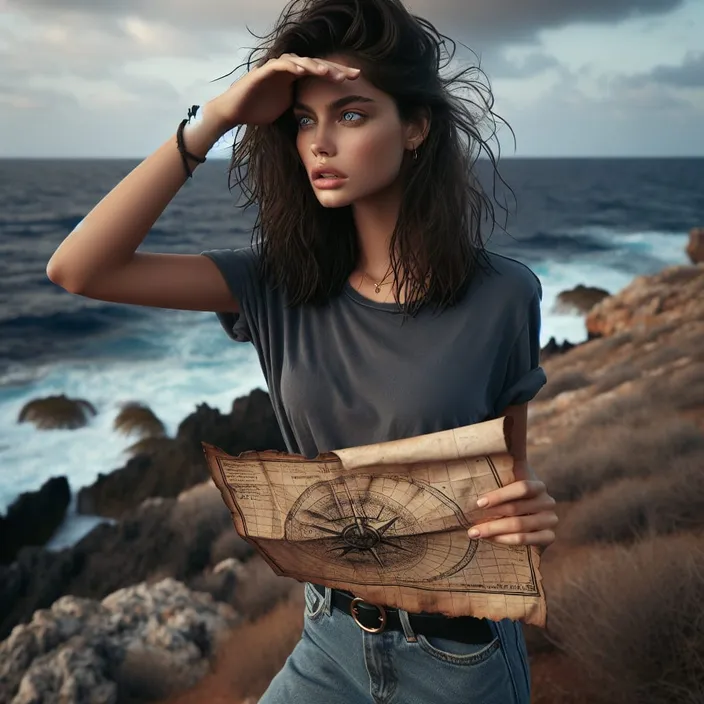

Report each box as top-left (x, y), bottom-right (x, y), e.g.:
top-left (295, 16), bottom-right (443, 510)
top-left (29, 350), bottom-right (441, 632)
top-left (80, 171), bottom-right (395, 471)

top-left (374, 284), bottom-right (381, 293)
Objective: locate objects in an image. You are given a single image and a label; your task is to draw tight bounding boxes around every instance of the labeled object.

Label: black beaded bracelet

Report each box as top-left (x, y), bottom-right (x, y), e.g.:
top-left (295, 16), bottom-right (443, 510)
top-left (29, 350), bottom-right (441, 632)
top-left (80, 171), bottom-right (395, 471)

top-left (176, 105), bottom-right (207, 179)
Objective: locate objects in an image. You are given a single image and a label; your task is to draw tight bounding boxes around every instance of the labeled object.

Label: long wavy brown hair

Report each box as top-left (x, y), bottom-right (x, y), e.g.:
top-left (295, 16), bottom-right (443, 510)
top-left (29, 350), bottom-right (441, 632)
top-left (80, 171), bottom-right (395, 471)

top-left (217, 0), bottom-right (516, 316)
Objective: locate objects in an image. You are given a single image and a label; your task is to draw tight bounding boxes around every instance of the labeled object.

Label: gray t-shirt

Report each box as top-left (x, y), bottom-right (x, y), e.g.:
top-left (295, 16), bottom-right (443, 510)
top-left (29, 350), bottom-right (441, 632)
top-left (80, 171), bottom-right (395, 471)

top-left (201, 246), bottom-right (547, 459)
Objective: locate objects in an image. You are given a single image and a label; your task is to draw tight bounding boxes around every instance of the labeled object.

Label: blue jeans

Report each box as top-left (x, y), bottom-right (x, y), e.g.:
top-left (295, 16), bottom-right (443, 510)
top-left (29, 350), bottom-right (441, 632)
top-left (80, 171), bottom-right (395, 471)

top-left (259, 583), bottom-right (531, 704)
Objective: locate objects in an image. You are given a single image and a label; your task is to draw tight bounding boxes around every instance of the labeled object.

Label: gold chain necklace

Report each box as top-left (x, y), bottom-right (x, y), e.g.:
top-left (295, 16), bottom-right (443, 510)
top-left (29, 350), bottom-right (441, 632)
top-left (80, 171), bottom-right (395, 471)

top-left (361, 267), bottom-right (393, 294)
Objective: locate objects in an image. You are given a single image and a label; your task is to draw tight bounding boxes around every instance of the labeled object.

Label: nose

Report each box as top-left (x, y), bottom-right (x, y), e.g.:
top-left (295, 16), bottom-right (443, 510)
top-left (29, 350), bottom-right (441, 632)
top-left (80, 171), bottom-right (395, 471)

top-left (309, 122), bottom-right (337, 159)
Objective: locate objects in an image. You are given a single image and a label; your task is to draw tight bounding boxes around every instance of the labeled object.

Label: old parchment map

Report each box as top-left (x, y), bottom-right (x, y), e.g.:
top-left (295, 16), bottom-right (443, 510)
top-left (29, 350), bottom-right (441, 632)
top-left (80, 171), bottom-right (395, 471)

top-left (202, 417), bottom-right (546, 627)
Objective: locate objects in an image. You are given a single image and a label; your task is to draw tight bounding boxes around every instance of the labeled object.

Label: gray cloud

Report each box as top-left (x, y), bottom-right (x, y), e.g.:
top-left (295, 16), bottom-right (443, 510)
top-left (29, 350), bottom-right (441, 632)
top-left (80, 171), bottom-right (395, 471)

top-left (0, 0), bottom-right (689, 91)
top-left (6, 0), bottom-right (688, 45)
top-left (0, 11), bottom-right (224, 111)
top-left (2, 0), bottom-right (700, 158)
top-left (487, 51), bottom-right (563, 79)
top-left (493, 55), bottom-right (703, 156)
top-left (629, 51), bottom-right (704, 88)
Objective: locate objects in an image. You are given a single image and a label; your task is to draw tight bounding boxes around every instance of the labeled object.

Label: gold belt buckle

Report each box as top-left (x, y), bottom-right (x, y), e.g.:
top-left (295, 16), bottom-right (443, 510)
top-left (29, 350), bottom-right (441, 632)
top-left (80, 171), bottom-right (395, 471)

top-left (350, 597), bottom-right (387, 634)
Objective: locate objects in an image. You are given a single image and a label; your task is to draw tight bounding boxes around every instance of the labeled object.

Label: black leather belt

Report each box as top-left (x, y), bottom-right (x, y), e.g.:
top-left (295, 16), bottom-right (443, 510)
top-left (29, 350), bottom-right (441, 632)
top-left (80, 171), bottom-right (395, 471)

top-left (312, 584), bottom-right (494, 644)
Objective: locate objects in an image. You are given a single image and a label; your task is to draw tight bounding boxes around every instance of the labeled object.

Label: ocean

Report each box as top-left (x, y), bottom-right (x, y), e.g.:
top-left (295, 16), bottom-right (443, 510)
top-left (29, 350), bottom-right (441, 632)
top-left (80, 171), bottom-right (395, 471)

top-left (1, 156), bottom-right (701, 546)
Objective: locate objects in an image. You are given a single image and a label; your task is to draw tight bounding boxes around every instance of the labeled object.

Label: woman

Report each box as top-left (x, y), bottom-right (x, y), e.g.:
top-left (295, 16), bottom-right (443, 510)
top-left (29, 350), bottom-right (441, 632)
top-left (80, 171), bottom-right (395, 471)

top-left (46, 0), bottom-right (558, 701)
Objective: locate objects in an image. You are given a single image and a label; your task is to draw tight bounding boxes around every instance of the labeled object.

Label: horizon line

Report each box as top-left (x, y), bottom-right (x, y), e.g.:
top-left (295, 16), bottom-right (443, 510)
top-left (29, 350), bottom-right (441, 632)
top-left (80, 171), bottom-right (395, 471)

top-left (2, 154), bottom-right (703, 161)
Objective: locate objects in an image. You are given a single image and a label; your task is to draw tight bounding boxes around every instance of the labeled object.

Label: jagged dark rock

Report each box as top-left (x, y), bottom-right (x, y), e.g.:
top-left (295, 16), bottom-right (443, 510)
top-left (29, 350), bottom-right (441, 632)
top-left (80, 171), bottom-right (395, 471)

top-left (540, 337), bottom-right (577, 361)
top-left (0, 477), bottom-right (71, 564)
top-left (77, 388), bottom-right (285, 519)
top-left (0, 482), bottom-right (253, 641)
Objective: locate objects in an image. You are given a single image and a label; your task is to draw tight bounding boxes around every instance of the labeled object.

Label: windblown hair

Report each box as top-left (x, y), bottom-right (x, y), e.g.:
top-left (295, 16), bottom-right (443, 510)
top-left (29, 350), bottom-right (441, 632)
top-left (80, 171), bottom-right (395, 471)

top-left (219, 0), bottom-right (515, 316)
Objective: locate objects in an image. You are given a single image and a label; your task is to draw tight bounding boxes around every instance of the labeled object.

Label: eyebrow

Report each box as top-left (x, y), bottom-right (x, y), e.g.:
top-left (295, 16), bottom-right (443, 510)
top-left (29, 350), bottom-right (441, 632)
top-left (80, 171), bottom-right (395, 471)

top-left (292, 94), bottom-right (376, 114)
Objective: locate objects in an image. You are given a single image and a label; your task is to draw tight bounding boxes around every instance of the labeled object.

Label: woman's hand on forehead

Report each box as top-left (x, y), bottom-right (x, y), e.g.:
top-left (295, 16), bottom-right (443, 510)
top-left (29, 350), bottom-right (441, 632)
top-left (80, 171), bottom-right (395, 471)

top-left (284, 53), bottom-right (361, 83)
top-left (205, 53), bottom-right (361, 129)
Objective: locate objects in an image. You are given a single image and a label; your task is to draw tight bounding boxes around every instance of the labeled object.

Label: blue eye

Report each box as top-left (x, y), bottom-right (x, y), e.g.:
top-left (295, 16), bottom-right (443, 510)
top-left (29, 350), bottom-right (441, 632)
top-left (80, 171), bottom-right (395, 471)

top-left (295, 111), bottom-right (365, 129)
top-left (342, 111), bottom-right (363, 122)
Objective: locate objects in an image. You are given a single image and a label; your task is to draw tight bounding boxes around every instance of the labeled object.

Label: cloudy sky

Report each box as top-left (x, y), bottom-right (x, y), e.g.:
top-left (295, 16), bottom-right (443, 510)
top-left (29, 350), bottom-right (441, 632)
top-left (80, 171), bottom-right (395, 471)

top-left (1, 0), bottom-right (702, 158)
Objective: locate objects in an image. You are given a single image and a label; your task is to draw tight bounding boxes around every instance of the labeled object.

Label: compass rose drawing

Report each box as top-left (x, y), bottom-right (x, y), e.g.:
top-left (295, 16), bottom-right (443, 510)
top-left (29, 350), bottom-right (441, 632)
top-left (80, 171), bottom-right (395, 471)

top-left (284, 474), bottom-right (478, 583)
top-left (327, 513), bottom-right (410, 566)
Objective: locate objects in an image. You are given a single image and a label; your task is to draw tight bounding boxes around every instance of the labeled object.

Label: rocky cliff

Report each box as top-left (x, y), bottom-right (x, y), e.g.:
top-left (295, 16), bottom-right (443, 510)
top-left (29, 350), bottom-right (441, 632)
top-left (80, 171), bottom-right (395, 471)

top-left (2, 236), bottom-right (702, 704)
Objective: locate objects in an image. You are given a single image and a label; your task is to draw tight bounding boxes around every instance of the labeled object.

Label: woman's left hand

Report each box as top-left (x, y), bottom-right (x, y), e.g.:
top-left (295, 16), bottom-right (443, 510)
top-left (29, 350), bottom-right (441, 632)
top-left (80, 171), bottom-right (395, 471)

top-left (468, 464), bottom-right (558, 549)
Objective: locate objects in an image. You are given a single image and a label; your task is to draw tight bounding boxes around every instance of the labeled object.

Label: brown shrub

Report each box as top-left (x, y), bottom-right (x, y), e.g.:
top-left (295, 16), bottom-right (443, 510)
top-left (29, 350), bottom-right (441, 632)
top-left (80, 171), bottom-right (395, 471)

top-left (227, 554), bottom-right (301, 621)
top-left (545, 533), bottom-right (704, 704)
top-left (598, 331), bottom-right (633, 350)
top-left (591, 363), bottom-right (640, 394)
top-left (166, 483), bottom-right (233, 575)
top-left (161, 586), bottom-right (304, 704)
top-left (638, 344), bottom-right (687, 371)
top-left (539, 417), bottom-right (704, 502)
top-left (557, 335), bottom-right (703, 423)
top-left (578, 391), bottom-right (654, 427)
top-left (639, 320), bottom-right (681, 344)
top-left (538, 370), bottom-right (592, 401)
top-left (209, 529), bottom-right (254, 565)
top-left (688, 331), bottom-right (704, 362)
top-left (114, 401), bottom-right (167, 438)
top-left (17, 393), bottom-right (97, 429)
top-left (523, 622), bottom-right (555, 655)
top-left (648, 363), bottom-right (704, 412)
top-left (559, 454), bottom-right (704, 544)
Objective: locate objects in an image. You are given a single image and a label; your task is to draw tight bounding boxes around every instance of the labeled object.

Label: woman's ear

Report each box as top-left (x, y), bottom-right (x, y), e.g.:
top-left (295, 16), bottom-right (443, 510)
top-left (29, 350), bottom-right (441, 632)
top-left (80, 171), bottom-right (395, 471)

top-left (406, 107), bottom-right (431, 150)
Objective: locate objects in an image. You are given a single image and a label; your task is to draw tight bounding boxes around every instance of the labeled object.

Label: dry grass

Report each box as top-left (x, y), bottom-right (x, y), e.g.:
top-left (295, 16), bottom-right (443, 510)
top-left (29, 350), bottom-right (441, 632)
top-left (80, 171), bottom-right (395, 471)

top-left (537, 370), bottom-right (592, 401)
top-left (598, 331), bottom-right (634, 349)
top-left (528, 320), bottom-right (704, 702)
top-left (227, 554), bottom-right (300, 621)
top-left (639, 320), bottom-right (683, 344)
top-left (538, 415), bottom-right (704, 502)
top-left (530, 651), bottom-right (595, 704)
top-left (536, 350), bottom-right (704, 503)
top-left (544, 532), bottom-right (704, 704)
top-left (577, 390), bottom-right (657, 427)
top-left (648, 364), bottom-right (704, 412)
top-left (591, 363), bottom-right (640, 394)
top-left (209, 530), bottom-right (254, 564)
top-left (160, 586), bottom-right (304, 704)
top-left (559, 454), bottom-right (704, 544)
top-left (637, 343), bottom-right (688, 370)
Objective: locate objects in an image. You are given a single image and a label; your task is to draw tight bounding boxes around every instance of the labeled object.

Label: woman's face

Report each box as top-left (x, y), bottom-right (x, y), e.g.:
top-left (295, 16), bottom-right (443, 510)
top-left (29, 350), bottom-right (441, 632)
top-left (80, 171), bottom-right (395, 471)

top-left (293, 54), bottom-right (417, 209)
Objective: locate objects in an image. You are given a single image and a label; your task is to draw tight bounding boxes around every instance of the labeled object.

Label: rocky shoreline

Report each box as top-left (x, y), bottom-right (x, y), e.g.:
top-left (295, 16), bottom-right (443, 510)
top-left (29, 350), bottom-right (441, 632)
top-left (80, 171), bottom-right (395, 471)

top-left (2, 388), bottom-right (286, 565)
top-left (1, 229), bottom-right (702, 703)
top-left (1, 579), bottom-right (240, 704)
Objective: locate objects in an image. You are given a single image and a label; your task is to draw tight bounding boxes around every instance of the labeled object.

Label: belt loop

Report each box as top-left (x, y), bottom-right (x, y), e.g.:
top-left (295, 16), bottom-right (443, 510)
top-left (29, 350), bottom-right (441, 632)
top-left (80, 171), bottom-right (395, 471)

top-left (397, 609), bottom-right (418, 643)
top-left (323, 586), bottom-right (332, 616)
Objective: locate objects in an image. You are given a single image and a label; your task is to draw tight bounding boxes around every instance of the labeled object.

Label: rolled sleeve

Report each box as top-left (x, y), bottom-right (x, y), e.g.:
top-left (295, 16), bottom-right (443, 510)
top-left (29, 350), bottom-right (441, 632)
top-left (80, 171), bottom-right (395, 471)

top-left (494, 289), bottom-right (547, 414)
top-left (200, 246), bottom-right (260, 343)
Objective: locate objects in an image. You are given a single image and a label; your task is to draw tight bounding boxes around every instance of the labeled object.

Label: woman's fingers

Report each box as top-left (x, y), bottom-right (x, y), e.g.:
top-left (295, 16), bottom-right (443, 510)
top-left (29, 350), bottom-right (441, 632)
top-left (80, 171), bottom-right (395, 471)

top-left (468, 511), bottom-right (559, 541)
top-left (477, 494), bottom-right (556, 518)
top-left (486, 529), bottom-right (556, 547)
top-left (467, 475), bottom-right (558, 549)
top-left (279, 54), bottom-right (360, 81)
top-left (306, 56), bottom-right (361, 77)
top-left (476, 480), bottom-right (549, 508)
top-left (270, 56), bottom-right (307, 75)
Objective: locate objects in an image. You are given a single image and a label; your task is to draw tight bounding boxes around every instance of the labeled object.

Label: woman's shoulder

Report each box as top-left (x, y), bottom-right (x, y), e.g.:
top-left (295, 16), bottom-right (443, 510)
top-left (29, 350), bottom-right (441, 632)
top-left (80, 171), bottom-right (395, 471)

top-left (479, 250), bottom-right (543, 301)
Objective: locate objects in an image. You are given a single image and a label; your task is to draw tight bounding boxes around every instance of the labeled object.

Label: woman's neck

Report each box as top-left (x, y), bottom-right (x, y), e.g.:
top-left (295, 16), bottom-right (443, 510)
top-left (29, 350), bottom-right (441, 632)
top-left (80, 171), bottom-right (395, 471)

top-left (351, 180), bottom-right (403, 280)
